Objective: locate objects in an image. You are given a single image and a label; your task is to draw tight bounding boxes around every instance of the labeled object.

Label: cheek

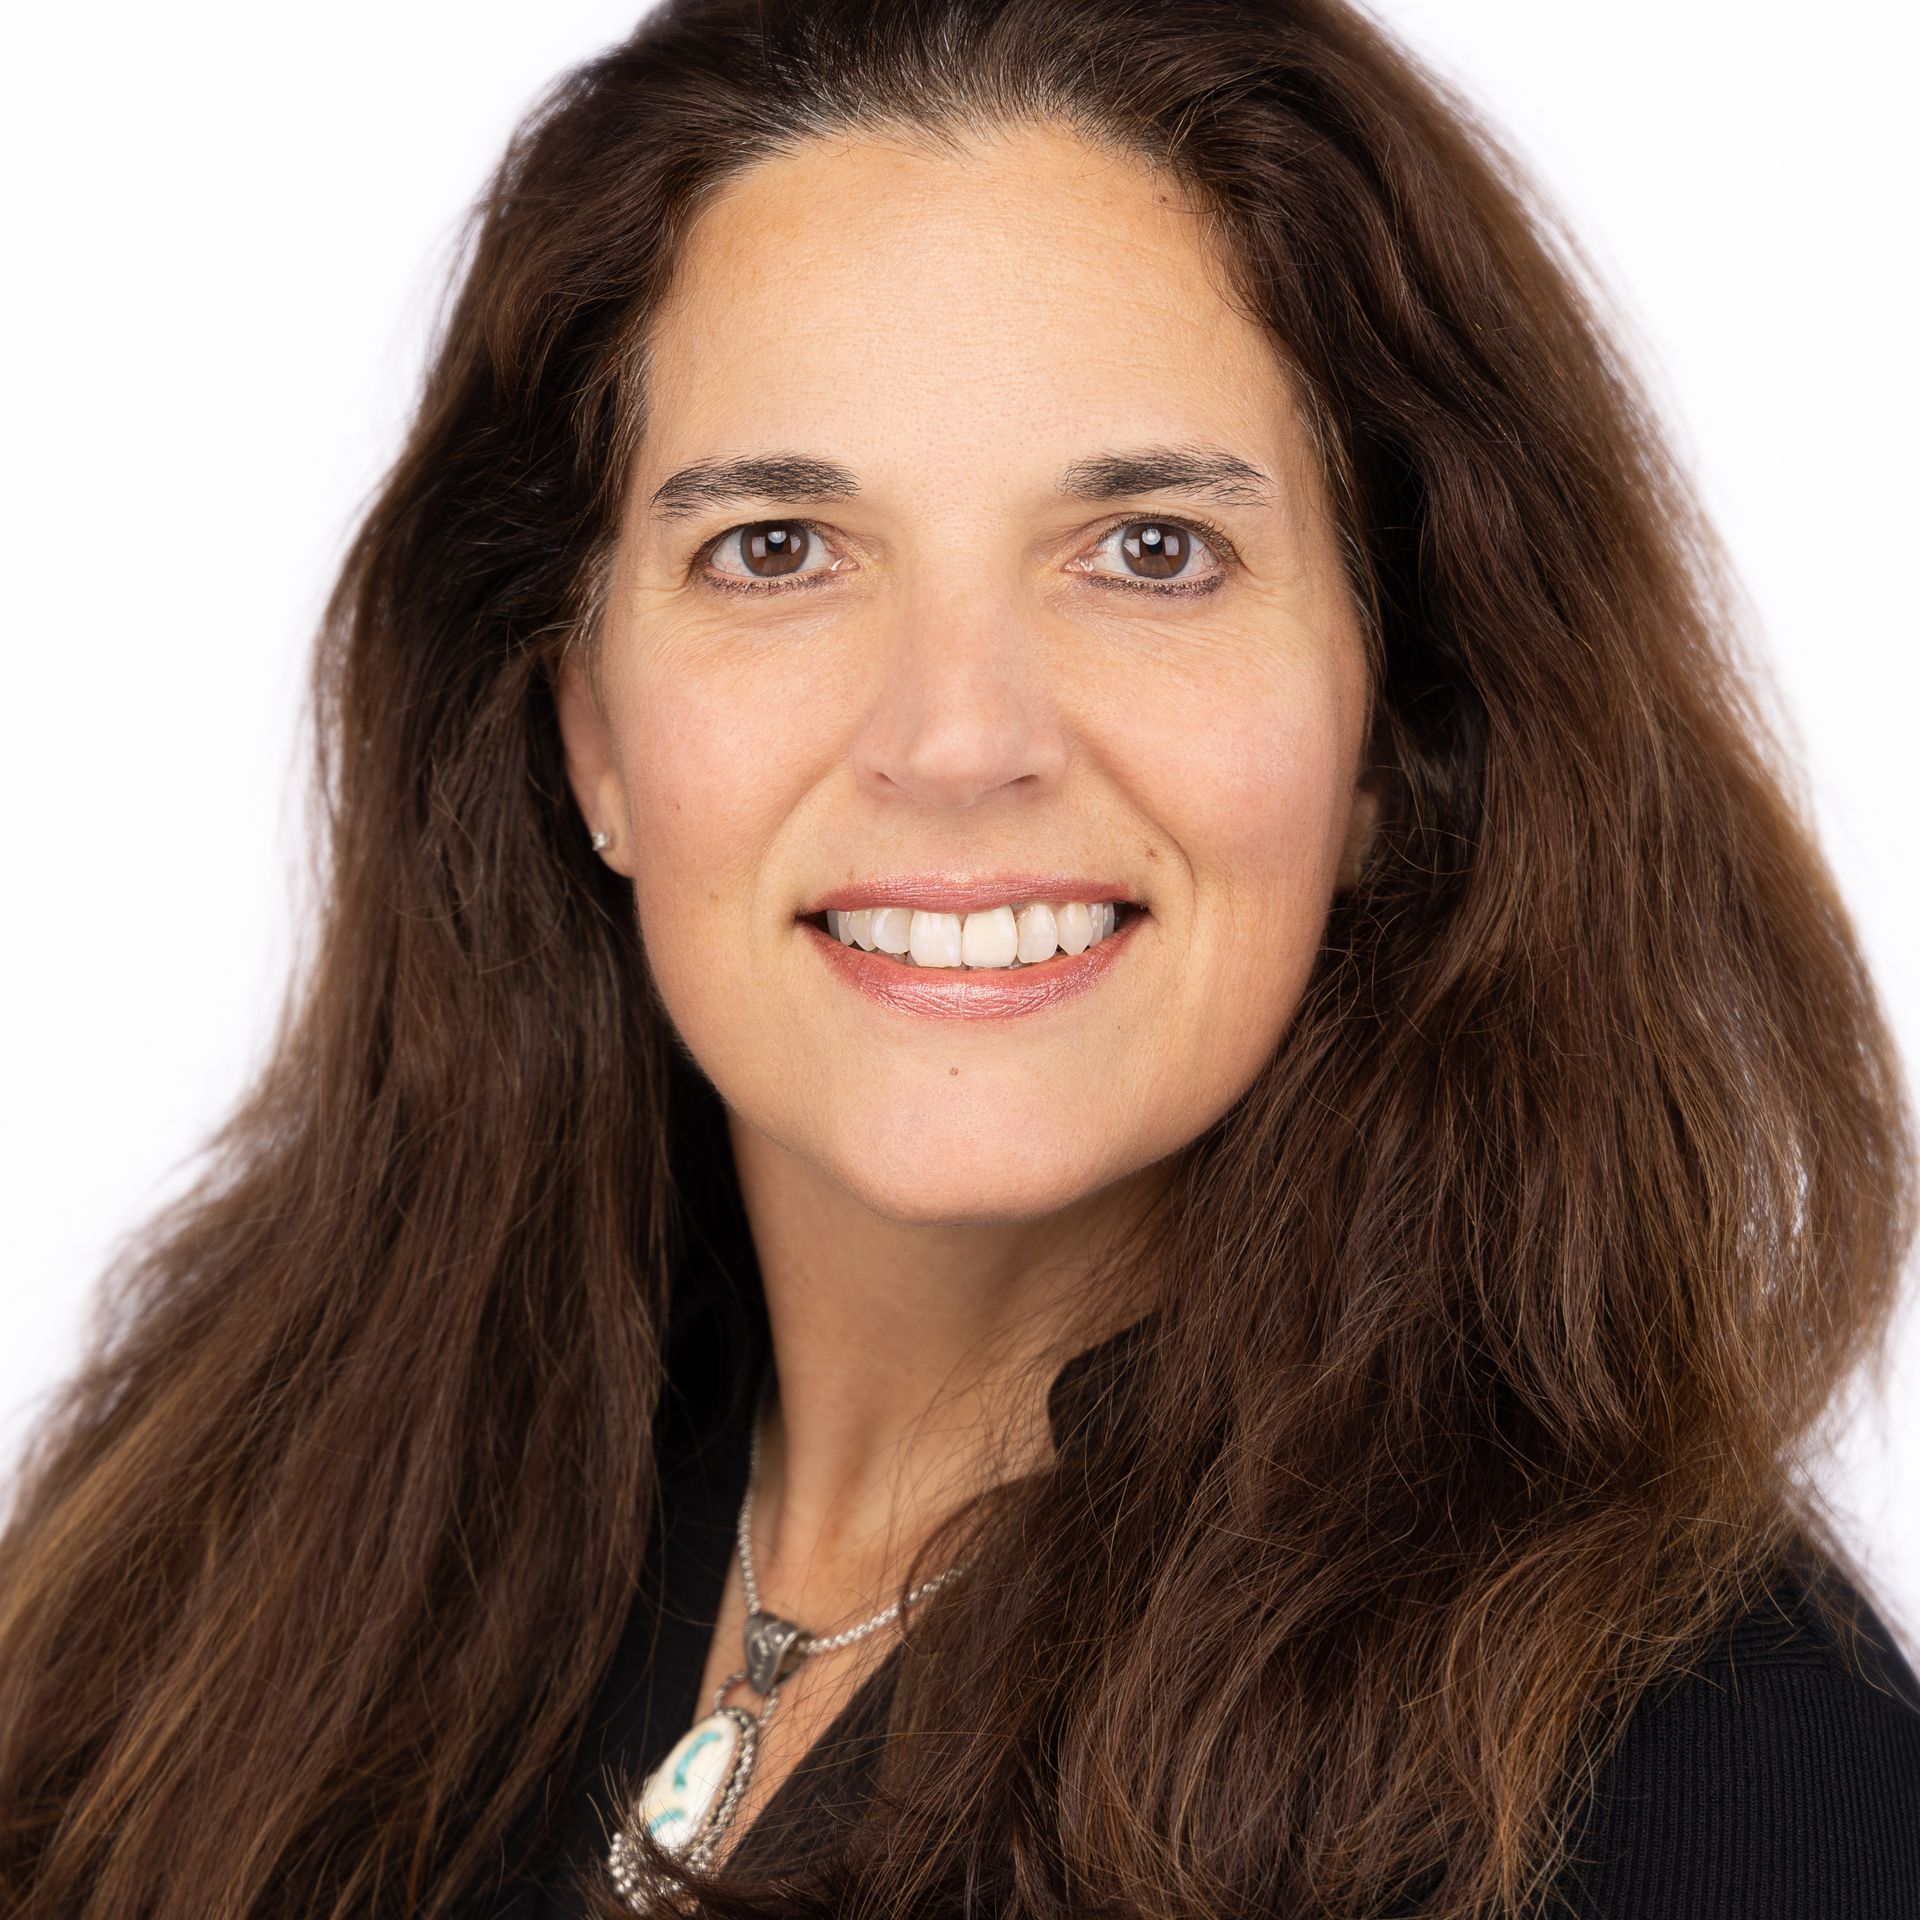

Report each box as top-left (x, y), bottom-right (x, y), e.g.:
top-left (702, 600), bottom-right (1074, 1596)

top-left (611, 656), bottom-right (798, 925)
top-left (1114, 650), bottom-right (1361, 1092)
top-left (1122, 652), bottom-right (1360, 926)
top-left (1202, 738), bottom-right (1352, 1095)
top-left (1205, 709), bottom-right (1353, 902)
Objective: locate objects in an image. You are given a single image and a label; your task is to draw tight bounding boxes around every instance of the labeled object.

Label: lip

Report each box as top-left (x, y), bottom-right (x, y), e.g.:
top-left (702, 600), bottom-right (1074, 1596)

top-left (801, 874), bottom-right (1142, 916)
top-left (801, 906), bottom-right (1146, 1020)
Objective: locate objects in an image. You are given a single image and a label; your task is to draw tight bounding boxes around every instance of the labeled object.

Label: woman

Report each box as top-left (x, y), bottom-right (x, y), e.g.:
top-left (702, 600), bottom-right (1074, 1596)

top-left (1, 0), bottom-right (1914, 1915)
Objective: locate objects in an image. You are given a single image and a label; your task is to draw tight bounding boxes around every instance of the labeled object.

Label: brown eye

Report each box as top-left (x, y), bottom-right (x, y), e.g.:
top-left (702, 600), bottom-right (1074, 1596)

top-left (724, 521), bottom-right (812, 579)
top-left (1117, 520), bottom-right (1195, 580)
top-left (1069, 515), bottom-right (1233, 592)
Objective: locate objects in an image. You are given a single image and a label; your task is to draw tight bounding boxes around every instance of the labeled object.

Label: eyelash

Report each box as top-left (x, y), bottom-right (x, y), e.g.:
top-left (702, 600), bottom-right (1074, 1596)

top-left (689, 512), bottom-right (1240, 598)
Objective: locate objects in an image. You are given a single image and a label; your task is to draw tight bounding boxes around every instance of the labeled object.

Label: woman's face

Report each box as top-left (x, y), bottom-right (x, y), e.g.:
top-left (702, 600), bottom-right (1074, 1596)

top-left (560, 122), bottom-right (1379, 1226)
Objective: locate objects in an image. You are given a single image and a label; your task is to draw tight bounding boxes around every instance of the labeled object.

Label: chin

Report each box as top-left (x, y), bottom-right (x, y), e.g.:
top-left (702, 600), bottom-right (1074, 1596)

top-left (814, 1116), bottom-right (1127, 1228)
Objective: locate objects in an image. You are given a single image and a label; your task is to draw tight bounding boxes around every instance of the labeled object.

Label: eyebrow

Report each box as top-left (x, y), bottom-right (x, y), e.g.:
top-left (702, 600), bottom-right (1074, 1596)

top-left (645, 445), bottom-right (1275, 522)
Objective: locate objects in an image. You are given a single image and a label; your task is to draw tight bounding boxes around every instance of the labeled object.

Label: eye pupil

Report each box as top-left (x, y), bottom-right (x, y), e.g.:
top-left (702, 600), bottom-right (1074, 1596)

top-left (1122, 521), bottom-right (1190, 580)
top-left (741, 522), bottom-right (810, 577)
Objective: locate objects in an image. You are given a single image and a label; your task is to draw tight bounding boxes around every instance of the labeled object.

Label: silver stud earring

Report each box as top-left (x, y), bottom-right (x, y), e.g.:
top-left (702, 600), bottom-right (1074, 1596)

top-left (590, 828), bottom-right (612, 852)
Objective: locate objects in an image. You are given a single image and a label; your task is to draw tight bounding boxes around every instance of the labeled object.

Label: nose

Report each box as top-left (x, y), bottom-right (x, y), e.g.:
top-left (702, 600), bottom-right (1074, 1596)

top-left (847, 587), bottom-right (1072, 811)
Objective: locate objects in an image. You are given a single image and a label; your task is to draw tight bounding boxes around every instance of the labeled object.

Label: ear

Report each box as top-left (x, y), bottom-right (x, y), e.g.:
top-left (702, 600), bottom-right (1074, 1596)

top-left (1333, 760), bottom-right (1388, 895)
top-left (553, 646), bottom-right (634, 877)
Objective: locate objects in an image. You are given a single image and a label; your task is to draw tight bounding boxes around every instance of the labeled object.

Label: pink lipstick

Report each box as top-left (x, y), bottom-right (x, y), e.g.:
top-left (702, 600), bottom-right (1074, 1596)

top-left (799, 902), bottom-right (1146, 1020)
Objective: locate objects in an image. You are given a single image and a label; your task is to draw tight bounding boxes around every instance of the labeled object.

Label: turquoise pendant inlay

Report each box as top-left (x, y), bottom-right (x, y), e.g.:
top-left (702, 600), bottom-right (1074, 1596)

top-left (607, 1704), bottom-right (759, 1905)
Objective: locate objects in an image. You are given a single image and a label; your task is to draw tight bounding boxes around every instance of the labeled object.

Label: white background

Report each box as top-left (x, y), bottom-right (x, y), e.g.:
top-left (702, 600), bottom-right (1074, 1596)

top-left (3, 4), bottom-right (1915, 1641)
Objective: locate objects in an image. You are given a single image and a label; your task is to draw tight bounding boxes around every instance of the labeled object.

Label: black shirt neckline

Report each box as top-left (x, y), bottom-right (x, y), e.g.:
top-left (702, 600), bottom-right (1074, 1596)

top-left (530, 1282), bottom-right (1154, 1909)
top-left (512, 1261), bottom-right (1920, 1920)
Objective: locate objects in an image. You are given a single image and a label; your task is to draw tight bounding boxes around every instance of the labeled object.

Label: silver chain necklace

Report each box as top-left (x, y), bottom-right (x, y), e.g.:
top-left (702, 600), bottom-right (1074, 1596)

top-left (608, 1364), bottom-right (967, 1907)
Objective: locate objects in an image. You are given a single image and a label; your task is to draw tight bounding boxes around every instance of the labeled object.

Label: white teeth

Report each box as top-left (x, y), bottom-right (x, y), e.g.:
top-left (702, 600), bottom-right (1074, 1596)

top-left (820, 898), bottom-right (1132, 971)
top-left (1054, 901), bottom-right (1094, 955)
top-left (1015, 901), bottom-right (1058, 962)
top-left (960, 904), bottom-right (1019, 968)
top-left (908, 910), bottom-right (964, 967)
top-left (870, 906), bottom-right (912, 953)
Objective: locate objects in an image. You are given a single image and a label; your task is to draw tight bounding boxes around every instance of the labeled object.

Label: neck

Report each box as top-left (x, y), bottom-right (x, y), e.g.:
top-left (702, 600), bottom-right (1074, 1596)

top-left (725, 1108), bottom-right (1163, 1634)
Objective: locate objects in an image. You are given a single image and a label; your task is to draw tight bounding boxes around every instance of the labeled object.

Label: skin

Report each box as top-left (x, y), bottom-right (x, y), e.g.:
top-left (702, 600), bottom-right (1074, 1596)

top-left (557, 120), bottom-right (1382, 1837)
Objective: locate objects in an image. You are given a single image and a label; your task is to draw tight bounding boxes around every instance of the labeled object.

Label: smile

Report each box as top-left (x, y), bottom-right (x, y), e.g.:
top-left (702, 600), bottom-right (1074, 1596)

top-left (798, 901), bottom-right (1146, 1021)
top-left (815, 899), bottom-right (1128, 969)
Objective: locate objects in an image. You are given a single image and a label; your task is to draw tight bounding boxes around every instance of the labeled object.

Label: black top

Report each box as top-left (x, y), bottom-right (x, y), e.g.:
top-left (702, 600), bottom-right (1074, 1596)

top-left (496, 1293), bottom-right (1920, 1918)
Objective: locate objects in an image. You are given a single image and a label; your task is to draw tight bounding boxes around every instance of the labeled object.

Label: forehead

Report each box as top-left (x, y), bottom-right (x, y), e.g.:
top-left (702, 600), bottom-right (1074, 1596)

top-left (638, 122), bottom-right (1304, 490)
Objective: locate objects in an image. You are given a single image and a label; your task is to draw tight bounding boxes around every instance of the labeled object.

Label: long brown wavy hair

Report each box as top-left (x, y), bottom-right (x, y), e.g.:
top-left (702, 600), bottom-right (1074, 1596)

top-left (2, 2), bottom-right (1912, 1915)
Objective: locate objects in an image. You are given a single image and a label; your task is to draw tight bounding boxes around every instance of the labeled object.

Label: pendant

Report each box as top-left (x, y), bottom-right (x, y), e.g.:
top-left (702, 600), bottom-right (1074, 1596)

top-left (742, 1609), bottom-right (808, 1692)
top-left (606, 1616), bottom-right (810, 1907)
top-left (608, 1704), bottom-right (759, 1904)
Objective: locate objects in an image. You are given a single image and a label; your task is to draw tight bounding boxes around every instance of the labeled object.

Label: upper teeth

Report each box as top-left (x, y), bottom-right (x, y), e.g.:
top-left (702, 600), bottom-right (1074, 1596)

top-left (824, 900), bottom-right (1122, 968)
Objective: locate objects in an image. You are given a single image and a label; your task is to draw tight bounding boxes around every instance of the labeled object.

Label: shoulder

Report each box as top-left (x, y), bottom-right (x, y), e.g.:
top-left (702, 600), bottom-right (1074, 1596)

top-left (1546, 1559), bottom-right (1920, 1919)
